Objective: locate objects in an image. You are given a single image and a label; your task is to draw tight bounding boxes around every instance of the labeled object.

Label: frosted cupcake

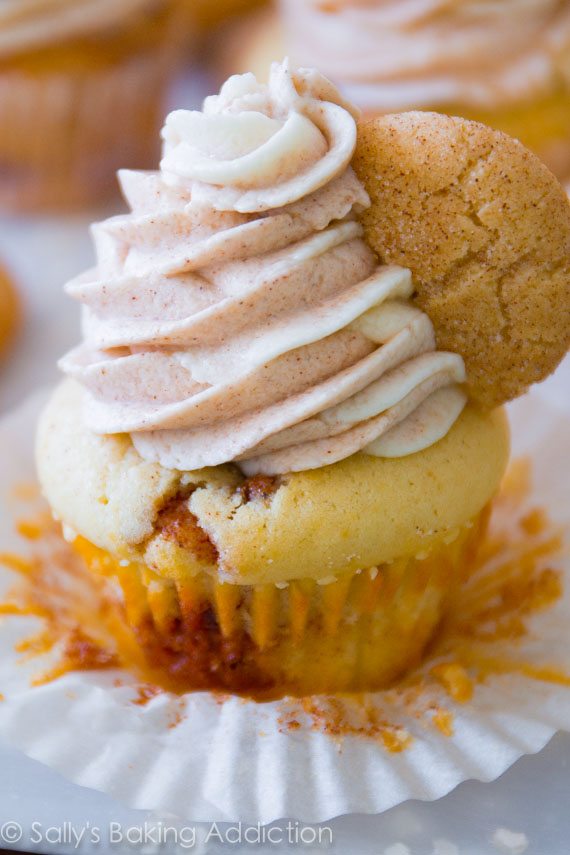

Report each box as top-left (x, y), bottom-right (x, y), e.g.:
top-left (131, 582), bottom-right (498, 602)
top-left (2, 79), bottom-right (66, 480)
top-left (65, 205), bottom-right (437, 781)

top-left (37, 62), bottom-right (570, 696)
top-left (0, 0), bottom-right (187, 212)
top-left (189, 0), bottom-right (267, 32)
top-left (230, 0), bottom-right (570, 181)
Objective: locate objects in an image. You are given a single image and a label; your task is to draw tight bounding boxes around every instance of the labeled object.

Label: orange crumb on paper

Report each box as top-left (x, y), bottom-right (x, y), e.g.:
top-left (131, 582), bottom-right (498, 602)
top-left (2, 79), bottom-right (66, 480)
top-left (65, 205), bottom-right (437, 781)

top-left (0, 602), bottom-right (42, 617)
top-left (167, 698), bottom-right (187, 730)
top-left (521, 508), bottom-right (548, 536)
top-left (0, 516), bottom-right (121, 687)
top-left (430, 663), bottom-right (474, 703)
top-left (133, 684), bottom-right (161, 706)
top-left (131, 685), bottom-right (187, 730)
top-left (432, 709), bottom-right (454, 737)
top-left (0, 553), bottom-right (34, 575)
top-left (16, 519), bottom-right (43, 541)
top-left (43, 627), bottom-right (117, 680)
top-left (0, 457), bottom-right (568, 746)
top-left (380, 728), bottom-right (412, 753)
top-left (278, 696), bottom-right (413, 752)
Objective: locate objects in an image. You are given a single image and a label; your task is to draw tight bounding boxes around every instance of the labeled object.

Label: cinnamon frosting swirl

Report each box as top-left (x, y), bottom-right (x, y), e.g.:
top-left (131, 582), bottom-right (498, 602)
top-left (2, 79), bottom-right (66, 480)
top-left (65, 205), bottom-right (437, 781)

top-left (61, 61), bottom-right (466, 475)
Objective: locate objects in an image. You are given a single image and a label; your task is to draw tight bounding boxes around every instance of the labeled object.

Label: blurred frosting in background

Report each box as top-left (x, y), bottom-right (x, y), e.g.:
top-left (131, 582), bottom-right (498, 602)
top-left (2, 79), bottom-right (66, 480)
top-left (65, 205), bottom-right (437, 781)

top-left (281, 0), bottom-right (570, 110)
top-left (224, 0), bottom-right (570, 180)
top-left (0, 0), bottom-right (188, 212)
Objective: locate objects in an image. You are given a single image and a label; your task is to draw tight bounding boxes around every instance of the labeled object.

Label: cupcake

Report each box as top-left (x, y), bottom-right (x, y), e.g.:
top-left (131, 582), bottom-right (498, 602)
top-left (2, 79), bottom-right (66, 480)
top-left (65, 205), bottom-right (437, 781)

top-left (189, 0), bottom-right (268, 33)
top-left (229, 0), bottom-right (570, 182)
top-left (0, 0), bottom-right (188, 212)
top-left (37, 61), bottom-right (570, 696)
top-left (0, 264), bottom-right (20, 361)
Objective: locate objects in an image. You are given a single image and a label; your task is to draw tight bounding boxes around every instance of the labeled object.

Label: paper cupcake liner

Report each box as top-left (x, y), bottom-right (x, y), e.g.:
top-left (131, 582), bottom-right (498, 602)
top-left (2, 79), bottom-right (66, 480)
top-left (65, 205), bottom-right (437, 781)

top-left (74, 513), bottom-right (487, 696)
top-left (0, 29), bottom-right (180, 211)
top-left (0, 383), bottom-right (569, 824)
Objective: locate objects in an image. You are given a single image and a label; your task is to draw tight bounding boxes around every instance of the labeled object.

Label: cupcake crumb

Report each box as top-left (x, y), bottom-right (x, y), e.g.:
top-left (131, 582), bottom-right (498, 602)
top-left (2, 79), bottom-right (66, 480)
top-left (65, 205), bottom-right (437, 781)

top-left (237, 474), bottom-right (282, 503)
top-left (157, 493), bottom-right (219, 564)
top-left (430, 662), bottom-right (474, 703)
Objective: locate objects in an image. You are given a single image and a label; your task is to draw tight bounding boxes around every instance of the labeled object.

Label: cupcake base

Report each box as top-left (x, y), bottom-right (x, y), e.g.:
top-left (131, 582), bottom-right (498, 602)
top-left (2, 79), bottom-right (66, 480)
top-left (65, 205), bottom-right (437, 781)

top-left (74, 507), bottom-right (489, 697)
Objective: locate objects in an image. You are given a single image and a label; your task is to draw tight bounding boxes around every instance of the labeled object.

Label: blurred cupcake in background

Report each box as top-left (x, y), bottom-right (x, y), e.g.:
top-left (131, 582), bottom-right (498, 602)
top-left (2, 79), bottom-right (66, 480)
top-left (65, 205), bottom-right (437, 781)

top-left (0, 264), bottom-right (20, 363)
top-left (189, 0), bottom-right (267, 33)
top-left (229, 0), bottom-right (570, 181)
top-left (0, 0), bottom-right (189, 212)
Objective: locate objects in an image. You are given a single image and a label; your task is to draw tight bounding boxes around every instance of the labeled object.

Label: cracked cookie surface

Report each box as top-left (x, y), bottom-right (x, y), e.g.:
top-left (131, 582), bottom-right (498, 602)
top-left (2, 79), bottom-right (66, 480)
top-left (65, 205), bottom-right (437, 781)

top-left (353, 111), bottom-right (570, 409)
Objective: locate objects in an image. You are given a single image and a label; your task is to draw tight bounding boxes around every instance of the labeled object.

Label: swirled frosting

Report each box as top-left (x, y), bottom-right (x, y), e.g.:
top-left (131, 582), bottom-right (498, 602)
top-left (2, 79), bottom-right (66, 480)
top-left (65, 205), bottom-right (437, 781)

top-left (281, 0), bottom-right (570, 110)
top-left (0, 0), bottom-right (162, 57)
top-left (61, 61), bottom-right (466, 475)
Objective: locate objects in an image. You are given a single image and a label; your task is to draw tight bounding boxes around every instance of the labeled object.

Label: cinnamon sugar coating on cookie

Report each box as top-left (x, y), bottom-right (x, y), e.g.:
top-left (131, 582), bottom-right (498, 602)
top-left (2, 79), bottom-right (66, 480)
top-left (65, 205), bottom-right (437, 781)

top-left (353, 112), bottom-right (570, 409)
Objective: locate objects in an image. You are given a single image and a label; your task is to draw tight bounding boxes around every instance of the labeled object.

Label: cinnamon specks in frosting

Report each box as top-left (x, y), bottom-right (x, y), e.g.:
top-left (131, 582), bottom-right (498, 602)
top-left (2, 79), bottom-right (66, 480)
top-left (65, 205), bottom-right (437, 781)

top-left (59, 60), bottom-right (466, 475)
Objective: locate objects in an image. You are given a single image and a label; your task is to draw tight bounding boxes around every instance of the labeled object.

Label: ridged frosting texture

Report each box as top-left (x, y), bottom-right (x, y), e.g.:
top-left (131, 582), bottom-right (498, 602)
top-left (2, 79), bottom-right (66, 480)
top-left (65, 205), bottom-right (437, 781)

top-left (281, 0), bottom-right (570, 110)
top-left (61, 61), bottom-right (466, 475)
top-left (0, 0), bottom-right (161, 56)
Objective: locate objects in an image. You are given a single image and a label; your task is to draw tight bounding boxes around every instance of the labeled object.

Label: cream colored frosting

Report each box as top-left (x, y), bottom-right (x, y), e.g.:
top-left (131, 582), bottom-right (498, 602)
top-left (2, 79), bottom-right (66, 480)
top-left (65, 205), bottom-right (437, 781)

top-left (0, 0), bottom-right (161, 56)
top-left (281, 0), bottom-right (570, 110)
top-left (61, 61), bottom-right (466, 475)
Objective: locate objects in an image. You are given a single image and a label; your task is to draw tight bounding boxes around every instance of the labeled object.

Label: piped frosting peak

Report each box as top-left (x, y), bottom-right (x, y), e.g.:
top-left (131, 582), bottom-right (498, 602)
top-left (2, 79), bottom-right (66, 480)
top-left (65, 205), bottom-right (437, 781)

top-left (61, 61), bottom-right (466, 475)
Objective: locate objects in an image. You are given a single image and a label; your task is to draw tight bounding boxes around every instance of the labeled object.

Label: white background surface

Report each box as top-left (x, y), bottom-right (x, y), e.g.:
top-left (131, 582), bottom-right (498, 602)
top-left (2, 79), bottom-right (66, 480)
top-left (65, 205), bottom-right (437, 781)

top-left (0, 70), bottom-right (569, 855)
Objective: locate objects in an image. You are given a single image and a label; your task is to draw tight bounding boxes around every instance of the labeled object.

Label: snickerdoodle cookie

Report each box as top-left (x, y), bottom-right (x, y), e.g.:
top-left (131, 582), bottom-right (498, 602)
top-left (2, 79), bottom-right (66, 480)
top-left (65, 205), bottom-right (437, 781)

top-left (354, 111), bottom-right (570, 409)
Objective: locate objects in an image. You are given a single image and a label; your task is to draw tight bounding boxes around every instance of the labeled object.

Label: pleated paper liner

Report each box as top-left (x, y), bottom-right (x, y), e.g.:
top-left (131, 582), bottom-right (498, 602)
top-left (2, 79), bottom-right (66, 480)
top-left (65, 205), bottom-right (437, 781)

top-left (73, 509), bottom-right (488, 696)
top-left (0, 385), bottom-right (569, 822)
